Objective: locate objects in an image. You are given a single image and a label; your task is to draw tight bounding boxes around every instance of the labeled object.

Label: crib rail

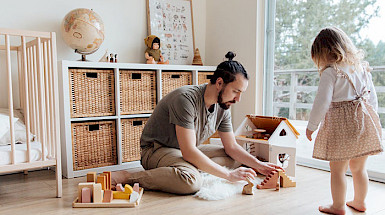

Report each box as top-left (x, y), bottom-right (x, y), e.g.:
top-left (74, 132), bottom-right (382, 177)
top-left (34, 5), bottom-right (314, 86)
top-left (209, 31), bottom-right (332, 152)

top-left (0, 28), bottom-right (62, 197)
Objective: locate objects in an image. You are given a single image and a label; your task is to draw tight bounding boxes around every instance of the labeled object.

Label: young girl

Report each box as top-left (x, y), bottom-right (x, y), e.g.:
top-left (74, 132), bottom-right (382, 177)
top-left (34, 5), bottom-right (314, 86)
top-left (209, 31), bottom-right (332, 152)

top-left (306, 27), bottom-right (383, 215)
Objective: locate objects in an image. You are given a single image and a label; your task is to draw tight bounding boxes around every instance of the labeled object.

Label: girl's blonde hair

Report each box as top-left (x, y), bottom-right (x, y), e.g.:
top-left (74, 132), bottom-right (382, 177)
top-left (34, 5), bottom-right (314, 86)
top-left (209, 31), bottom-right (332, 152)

top-left (311, 27), bottom-right (364, 74)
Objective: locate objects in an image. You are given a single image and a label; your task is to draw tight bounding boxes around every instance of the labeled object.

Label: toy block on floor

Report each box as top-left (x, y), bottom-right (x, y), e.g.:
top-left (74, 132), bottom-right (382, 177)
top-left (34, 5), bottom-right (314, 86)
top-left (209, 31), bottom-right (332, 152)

top-left (103, 190), bottom-right (113, 203)
top-left (133, 183), bottom-right (140, 193)
top-left (103, 171), bottom-right (111, 190)
top-left (129, 191), bottom-right (140, 203)
top-left (257, 170), bottom-right (279, 189)
top-left (113, 191), bottom-right (130, 199)
top-left (78, 182), bottom-right (94, 203)
top-left (81, 187), bottom-right (92, 203)
top-left (93, 183), bottom-right (103, 203)
top-left (116, 183), bottom-right (125, 192)
top-left (278, 169), bottom-right (296, 187)
top-left (242, 177), bottom-right (254, 195)
top-left (124, 184), bottom-right (133, 195)
top-left (97, 175), bottom-right (107, 190)
top-left (87, 172), bottom-right (97, 183)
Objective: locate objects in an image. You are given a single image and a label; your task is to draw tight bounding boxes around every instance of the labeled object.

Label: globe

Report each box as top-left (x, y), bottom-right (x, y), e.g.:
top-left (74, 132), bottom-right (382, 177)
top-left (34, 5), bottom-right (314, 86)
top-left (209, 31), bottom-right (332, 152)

top-left (61, 8), bottom-right (104, 60)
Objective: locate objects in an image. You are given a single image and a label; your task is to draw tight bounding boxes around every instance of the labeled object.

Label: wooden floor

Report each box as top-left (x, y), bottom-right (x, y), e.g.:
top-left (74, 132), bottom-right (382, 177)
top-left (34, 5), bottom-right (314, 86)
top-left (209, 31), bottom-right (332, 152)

top-left (1, 165), bottom-right (385, 215)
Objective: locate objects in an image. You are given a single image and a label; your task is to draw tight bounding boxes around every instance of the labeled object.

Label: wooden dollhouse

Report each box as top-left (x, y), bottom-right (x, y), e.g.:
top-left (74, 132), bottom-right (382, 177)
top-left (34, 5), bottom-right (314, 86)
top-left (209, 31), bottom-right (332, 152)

top-left (234, 115), bottom-right (299, 177)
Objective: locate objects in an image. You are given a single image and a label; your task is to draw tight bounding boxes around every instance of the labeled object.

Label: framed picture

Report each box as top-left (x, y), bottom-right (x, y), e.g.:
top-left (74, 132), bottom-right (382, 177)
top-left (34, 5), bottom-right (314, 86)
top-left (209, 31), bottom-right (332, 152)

top-left (147, 0), bottom-right (195, 65)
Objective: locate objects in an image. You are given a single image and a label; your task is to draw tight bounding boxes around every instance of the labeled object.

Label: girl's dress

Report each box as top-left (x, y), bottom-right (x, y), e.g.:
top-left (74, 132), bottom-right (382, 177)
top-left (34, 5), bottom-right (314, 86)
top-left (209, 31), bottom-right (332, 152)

top-left (308, 64), bottom-right (383, 161)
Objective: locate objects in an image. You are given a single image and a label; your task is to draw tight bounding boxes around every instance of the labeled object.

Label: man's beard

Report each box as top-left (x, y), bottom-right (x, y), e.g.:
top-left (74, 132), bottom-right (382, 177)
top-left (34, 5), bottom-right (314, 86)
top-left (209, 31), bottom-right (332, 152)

top-left (218, 88), bottom-right (236, 110)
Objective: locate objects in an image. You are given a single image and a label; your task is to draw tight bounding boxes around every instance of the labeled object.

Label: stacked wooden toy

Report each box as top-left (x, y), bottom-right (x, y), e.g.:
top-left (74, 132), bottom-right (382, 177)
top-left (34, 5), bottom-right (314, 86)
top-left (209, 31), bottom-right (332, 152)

top-left (77, 171), bottom-right (140, 204)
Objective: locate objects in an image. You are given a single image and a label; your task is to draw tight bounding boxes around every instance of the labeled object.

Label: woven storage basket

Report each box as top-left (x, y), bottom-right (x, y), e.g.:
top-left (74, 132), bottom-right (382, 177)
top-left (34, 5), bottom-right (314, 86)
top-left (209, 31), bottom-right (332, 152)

top-left (69, 68), bottom-right (115, 118)
top-left (120, 70), bottom-right (156, 115)
top-left (121, 118), bottom-right (148, 162)
top-left (72, 120), bottom-right (117, 171)
top-left (198, 72), bottom-right (214, 85)
top-left (162, 71), bottom-right (192, 97)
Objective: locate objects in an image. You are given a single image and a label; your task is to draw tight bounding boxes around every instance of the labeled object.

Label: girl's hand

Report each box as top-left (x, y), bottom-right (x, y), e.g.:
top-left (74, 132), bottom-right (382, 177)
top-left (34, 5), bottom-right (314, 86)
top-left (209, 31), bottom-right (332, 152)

top-left (306, 129), bottom-right (314, 141)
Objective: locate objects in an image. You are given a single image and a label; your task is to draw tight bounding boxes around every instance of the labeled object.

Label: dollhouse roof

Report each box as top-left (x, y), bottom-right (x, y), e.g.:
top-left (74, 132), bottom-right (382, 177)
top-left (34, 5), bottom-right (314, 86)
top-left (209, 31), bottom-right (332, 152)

top-left (246, 115), bottom-right (300, 138)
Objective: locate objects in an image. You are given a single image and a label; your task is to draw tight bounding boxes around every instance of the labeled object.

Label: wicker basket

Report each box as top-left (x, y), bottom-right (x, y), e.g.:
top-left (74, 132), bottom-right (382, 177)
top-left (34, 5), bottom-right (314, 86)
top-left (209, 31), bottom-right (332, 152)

top-left (162, 71), bottom-right (192, 97)
top-left (121, 118), bottom-right (148, 162)
top-left (120, 70), bottom-right (156, 115)
top-left (69, 68), bottom-right (115, 118)
top-left (71, 120), bottom-right (117, 171)
top-left (198, 72), bottom-right (214, 85)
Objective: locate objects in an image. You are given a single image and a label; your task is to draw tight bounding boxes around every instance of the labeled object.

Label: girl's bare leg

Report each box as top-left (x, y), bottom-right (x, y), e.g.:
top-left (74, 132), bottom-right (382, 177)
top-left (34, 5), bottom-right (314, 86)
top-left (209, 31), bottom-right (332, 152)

top-left (346, 156), bottom-right (368, 212)
top-left (319, 160), bottom-right (349, 215)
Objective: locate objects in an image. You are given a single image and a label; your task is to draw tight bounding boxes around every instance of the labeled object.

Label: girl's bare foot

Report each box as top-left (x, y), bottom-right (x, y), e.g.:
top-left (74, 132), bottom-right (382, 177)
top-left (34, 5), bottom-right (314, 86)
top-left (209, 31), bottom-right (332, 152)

top-left (319, 205), bottom-right (346, 215)
top-left (346, 201), bottom-right (366, 212)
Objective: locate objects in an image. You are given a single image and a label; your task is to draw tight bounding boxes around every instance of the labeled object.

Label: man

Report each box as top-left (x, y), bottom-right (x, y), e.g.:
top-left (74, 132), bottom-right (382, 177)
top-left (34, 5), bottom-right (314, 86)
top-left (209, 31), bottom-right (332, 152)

top-left (112, 52), bottom-right (281, 194)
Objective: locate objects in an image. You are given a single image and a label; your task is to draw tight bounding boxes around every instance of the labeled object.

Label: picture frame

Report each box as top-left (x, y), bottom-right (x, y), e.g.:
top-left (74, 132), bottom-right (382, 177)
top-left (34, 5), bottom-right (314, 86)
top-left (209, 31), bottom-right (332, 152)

top-left (146, 0), bottom-right (195, 65)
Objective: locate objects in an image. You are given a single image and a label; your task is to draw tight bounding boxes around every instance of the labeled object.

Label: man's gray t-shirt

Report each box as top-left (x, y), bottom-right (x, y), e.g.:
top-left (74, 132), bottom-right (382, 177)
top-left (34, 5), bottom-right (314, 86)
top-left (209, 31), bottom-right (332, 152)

top-left (140, 84), bottom-right (233, 149)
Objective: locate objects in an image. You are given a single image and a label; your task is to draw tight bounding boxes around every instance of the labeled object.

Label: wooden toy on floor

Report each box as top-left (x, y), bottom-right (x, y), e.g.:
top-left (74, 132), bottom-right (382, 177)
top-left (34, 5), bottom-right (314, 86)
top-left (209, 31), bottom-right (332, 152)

top-left (116, 183), bottom-right (125, 191)
top-left (78, 182), bottom-right (95, 202)
top-left (242, 177), bottom-right (254, 195)
top-left (103, 190), bottom-right (113, 203)
top-left (81, 187), bottom-right (92, 203)
top-left (93, 183), bottom-right (103, 203)
top-left (73, 172), bottom-right (144, 208)
top-left (257, 169), bottom-right (296, 190)
top-left (257, 170), bottom-right (279, 189)
top-left (133, 183), bottom-right (140, 193)
top-left (87, 172), bottom-right (97, 182)
top-left (103, 171), bottom-right (112, 190)
top-left (278, 169), bottom-right (296, 187)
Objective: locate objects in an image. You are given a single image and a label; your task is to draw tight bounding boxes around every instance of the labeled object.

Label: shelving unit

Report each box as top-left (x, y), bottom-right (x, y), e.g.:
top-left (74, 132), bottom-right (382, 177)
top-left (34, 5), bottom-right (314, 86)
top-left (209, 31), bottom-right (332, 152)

top-left (59, 60), bottom-right (216, 178)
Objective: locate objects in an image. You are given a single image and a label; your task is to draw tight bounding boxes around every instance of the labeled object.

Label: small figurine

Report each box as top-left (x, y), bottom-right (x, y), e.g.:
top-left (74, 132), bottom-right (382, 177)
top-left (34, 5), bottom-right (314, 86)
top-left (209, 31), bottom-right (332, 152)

top-left (144, 35), bottom-right (169, 64)
top-left (110, 53), bottom-right (114, 63)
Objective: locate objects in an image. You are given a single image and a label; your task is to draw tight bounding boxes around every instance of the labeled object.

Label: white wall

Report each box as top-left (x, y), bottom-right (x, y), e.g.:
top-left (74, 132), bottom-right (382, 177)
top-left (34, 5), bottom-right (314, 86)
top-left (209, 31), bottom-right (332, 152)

top-left (0, 0), bottom-right (264, 129)
top-left (0, 0), bottom-right (207, 107)
top-left (205, 0), bottom-right (263, 128)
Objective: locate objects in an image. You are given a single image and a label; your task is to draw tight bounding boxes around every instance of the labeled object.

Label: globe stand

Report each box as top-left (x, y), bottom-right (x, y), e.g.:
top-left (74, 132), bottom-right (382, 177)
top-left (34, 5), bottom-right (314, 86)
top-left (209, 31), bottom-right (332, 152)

top-left (75, 49), bottom-right (98, 62)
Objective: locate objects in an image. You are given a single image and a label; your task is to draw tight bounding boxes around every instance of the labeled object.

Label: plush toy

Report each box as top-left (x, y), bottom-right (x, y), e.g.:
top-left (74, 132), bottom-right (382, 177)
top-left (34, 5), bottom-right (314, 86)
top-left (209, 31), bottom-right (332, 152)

top-left (144, 35), bottom-right (169, 64)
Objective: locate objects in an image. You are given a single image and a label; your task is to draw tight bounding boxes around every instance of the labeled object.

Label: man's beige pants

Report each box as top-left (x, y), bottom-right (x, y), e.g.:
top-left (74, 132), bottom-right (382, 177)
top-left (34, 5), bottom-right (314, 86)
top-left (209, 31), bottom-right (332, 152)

top-left (113, 142), bottom-right (239, 194)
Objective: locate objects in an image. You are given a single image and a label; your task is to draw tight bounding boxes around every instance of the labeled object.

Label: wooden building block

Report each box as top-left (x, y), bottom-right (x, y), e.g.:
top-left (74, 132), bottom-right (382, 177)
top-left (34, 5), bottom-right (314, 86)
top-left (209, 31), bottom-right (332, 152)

top-left (133, 183), bottom-right (140, 193)
top-left (97, 175), bottom-right (107, 190)
top-left (113, 191), bottom-right (130, 199)
top-left (93, 183), bottom-right (103, 203)
top-left (103, 171), bottom-right (111, 190)
top-left (242, 177), bottom-right (254, 195)
top-left (87, 172), bottom-right (97, 183)
top-left (81, 187), bottom-right (92, 203)
top-left (116, 183), bottom-right (124, 192)
top-left (257, 170), bottom-right (279, 189)
top-left (124, 184), bottom-right (133, 195)
top-left (278, 169), bottom-right (296, 187)
top-left (78, 182), bottom-right (95, 203)
top-left (129, 191), bottom-right (140, 203)
top-left (103, 190), bottom-right (113, 203)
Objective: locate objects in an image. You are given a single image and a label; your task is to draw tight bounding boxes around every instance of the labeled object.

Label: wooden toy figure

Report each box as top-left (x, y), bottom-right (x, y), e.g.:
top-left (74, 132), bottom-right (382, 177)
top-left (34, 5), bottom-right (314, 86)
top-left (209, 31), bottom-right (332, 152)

top-left (144, 35), bottom-right (169, 64)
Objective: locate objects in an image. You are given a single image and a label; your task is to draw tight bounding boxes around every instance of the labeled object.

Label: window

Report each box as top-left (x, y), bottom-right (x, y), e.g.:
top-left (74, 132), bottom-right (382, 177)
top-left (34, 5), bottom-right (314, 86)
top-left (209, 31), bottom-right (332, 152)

top-left (265, 0), bottom-right (385, 182)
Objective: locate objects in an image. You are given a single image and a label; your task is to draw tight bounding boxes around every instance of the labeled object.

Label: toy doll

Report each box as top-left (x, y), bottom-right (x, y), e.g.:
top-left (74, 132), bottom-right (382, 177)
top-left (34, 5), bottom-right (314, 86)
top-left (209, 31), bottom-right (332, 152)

top-left (144, 35), bottom-right (169, 64)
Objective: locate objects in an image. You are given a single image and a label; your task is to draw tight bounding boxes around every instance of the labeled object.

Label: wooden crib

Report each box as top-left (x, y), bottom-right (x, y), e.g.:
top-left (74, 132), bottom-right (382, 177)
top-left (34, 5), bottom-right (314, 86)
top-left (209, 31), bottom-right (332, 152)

top-left (0, 28), bottom-right (62, 197)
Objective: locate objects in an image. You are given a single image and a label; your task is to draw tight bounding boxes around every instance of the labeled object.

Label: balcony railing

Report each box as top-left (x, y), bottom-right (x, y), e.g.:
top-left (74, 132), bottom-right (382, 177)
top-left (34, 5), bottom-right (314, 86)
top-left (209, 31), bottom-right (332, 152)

top-left (273, 66), bottom-right (385, 120)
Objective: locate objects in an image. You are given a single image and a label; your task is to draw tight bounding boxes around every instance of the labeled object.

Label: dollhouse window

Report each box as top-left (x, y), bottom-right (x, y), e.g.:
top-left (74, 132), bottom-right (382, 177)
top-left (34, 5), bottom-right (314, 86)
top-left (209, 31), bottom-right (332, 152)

top-left (279, 129), bottom-right (286, 136)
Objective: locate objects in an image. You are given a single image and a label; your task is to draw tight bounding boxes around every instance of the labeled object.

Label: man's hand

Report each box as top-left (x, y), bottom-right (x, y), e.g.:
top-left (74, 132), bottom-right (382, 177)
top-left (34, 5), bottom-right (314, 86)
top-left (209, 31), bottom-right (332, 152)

top-left (306, 128), bottom-right (314, 141)
top-left (227, 167), bottom-right (257, 182)
top-left (253, 162), bottom-right (284, 176)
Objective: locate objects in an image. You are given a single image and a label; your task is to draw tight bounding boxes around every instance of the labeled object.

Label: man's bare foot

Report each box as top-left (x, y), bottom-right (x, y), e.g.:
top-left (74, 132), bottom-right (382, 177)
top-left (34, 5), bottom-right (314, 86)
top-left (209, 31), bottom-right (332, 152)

top-left (346, 201), bottom-right (366, 212)
top-left (319, 205), bottom-right (346, 215)
top-left (111, 171), bottom-right (131, 187)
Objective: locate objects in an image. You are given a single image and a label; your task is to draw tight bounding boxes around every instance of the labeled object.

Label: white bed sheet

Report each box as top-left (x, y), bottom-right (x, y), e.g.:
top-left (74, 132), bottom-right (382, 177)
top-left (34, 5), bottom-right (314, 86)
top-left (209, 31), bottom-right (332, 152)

top-left (0, 141), bottom-right (48, 165)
